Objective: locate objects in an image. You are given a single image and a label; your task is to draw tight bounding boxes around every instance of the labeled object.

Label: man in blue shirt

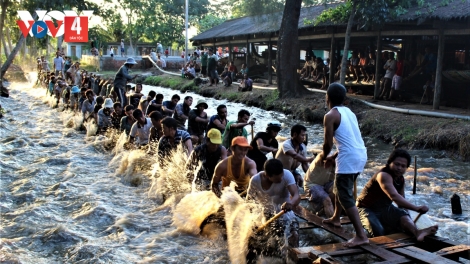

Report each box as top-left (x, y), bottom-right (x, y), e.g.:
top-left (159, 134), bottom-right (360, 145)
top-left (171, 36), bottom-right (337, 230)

top-left (161, 94), bottom-right (180, 117)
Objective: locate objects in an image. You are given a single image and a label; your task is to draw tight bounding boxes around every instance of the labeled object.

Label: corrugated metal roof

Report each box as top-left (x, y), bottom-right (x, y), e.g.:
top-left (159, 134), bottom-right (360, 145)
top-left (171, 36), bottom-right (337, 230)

top-left (192, 0), bottom-right (469, 42)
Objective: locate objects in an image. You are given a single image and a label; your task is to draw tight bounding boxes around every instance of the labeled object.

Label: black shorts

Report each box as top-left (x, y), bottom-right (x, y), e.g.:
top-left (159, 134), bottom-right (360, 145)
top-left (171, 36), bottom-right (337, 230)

top-left (201, 66), bottom-right (207, 75)
top-left (334, 173), bottom-right (359, 210)
top-left (358, 205), bottom-right (409, 237)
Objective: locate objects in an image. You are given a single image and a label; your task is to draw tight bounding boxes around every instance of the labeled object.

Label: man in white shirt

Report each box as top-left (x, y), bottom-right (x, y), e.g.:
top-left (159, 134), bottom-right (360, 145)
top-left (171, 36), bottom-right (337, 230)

top-left (321, 83), bottom-right (369, 247)
top-left (247, 159), bottom-right (301, 251)
top-left (379, 52), bottom-right (396, 100)
top-left (53, 54), bottom-right (64, 76)
top-left (275, 124), bottom-right (315, 186)
top-left (185, 64), bottom-right (196, 79)
top-left (129, 109), bottom-right (152, 146)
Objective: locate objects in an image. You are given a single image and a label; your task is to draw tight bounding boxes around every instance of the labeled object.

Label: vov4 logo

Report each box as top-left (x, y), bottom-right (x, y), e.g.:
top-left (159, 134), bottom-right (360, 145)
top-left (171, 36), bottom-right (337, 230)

top-left (17, 10), bottom-right (93, 42)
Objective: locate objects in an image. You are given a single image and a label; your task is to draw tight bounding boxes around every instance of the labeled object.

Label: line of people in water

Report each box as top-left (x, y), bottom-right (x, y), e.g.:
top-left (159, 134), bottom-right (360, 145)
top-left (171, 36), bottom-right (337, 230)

top-left (38, 59), bottom-right (438, 259)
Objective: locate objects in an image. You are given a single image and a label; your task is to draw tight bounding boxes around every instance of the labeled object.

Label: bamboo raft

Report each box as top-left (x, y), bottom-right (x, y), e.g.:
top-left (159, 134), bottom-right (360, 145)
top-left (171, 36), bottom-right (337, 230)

top-left (289, 205), bottom-right (470, 263)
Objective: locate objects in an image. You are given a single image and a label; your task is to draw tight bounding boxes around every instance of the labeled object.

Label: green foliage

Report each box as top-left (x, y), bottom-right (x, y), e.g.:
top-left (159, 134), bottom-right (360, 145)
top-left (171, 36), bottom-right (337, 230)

top-left (263, 89), bottom-right (279, 107)
top-left (229, 0), bottom-right (285, 18)
top-left (313, 1), bottom-right (352, 26)
top-left (196, 14), bottom-right (226, 33)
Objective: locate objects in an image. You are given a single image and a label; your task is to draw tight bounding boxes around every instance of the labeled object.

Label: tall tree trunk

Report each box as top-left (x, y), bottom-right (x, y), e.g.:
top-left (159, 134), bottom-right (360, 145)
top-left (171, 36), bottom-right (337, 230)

top-left (277, 0), bottom-right (312, 98)
top-left (1, 35), bottom-right (10, 56)
top-left (6, 26), bottom-right (13, 51)
top-left (0, 0), bottom-right (9, 75)
top-left (1, 36), bottom-right (26, 80)
top-left (339, 4), bottom-right (356, 85)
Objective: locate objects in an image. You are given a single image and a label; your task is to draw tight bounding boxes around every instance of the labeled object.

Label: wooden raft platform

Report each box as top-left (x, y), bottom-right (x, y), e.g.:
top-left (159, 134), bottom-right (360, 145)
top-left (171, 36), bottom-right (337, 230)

top-left (290, 206), bottom-right (470, 263)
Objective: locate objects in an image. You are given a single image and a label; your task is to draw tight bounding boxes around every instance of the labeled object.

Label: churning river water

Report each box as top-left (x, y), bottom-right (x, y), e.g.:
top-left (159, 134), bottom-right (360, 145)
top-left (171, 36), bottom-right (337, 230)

top-left (0, 81), bottom-right (468, 263)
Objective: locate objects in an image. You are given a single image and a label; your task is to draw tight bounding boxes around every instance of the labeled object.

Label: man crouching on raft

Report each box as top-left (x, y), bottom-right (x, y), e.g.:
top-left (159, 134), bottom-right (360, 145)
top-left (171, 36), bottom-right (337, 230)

top-left (357, 149), bottom-right (438, 241)
top-left (211, 136), bottom-right (257, 196)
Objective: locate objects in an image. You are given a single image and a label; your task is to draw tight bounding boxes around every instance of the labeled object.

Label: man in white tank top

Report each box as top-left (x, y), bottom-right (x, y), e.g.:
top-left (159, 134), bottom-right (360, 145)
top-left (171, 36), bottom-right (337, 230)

top-left (320, 83), bottom-right (369, 247)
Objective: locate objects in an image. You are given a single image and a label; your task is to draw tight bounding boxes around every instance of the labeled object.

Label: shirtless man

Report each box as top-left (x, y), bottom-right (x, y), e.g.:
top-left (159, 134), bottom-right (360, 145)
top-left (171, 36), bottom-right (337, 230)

top-left (320, 83), bottom-right (369, 247)
top-left (357, 149), bottom-right (438, 240)
top-left (211, 136), bottom-right (257, 196)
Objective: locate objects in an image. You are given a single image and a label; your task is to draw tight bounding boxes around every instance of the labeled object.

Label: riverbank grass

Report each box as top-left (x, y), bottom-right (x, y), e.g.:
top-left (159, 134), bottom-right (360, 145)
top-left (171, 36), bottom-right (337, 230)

top-left (143, 76), bottom-right (198, 92)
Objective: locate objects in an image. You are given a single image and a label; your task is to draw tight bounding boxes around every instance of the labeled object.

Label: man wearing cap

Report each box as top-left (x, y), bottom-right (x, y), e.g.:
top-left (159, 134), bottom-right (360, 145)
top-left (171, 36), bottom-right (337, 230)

top-left (222, 109), bottom-right (255, 150)
top-left (173, 96), bottom-right (193, 129)
top-left (211, 136), bottom-right (257, 196)
top-left (186, 128), bottom-right (227, 191)
top-left (114, 58), bottom-right (139, 107)
top-left (188, 99), bottom-right (209, 145)
top-left (129, 109), bottom-right (152, 146)
top-left (247, 122), bottom-right (281, 172)
top-left (158, 117), bottom-right (193, 159)
top-left (97, 98), bottom-right (115, 133)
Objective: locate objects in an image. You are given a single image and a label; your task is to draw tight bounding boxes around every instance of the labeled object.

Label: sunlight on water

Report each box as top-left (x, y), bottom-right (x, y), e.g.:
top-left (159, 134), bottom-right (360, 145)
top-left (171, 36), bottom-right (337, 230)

top-left (221, 184), bottom-right (264, 264)
top-left (1, 81), bottom-right (468, 263)
top-left (172, 191), bottom-right (221, 235)
top-left (148, 144), bottom-right (191, 203)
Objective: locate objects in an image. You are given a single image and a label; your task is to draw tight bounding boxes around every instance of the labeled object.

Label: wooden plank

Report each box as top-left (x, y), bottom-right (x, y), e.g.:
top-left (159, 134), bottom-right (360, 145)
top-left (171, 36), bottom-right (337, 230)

top-left (288, 247), bottom-right (314, 262)
top-left (361, 243), bottom-right (410, 262)
top-left (310, 252), bottom-right (341, 264)
top-left (435, 245), bottom-right (470, 261)
top-left (293, 205), bottom-right (353, 240)
top-left (393, 246), bottom-right (461, 264)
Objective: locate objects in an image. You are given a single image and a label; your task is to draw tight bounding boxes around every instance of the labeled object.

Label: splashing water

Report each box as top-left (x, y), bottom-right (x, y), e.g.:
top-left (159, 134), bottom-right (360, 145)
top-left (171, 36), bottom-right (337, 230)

top-left (148, 144), bottom-right (192, 203)
top-left (221, 184), bottom-right (264, 264)
top-left (172, 191), bottom-right (221, 235)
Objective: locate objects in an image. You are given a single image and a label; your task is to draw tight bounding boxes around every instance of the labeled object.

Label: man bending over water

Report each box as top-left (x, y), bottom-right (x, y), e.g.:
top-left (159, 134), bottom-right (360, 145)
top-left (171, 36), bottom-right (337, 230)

top-left (357, 149), bottom-right (438, 241)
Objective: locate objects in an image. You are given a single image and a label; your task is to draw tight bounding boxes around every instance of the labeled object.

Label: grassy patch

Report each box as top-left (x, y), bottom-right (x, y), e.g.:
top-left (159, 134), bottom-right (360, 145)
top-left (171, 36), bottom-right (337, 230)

top-left (263, 89), bottom-right (279, 107)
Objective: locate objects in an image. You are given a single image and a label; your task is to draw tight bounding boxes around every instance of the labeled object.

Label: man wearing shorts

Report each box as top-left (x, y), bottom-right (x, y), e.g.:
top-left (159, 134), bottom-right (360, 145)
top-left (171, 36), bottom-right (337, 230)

top-left (321, 83), bottom-right (369, 247)
top-left (113, 58), bottom-right (139, 107)
top-left (120, 39), bottom-right (125, 57)
top-left (390, 52), bottom-right (405, 100)
top-left (357, 149), bottom-right (438, 240)
top-left (304, 154), bottom-right (335, 218)
top-left (207, 48), bottom-right (219, 86)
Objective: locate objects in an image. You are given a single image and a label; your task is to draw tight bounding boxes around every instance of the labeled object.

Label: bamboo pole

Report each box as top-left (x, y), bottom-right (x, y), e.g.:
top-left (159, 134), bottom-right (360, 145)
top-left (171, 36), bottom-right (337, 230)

top-left (256, 210), bottom-right (285, 233)
top-left (413, 156), bottom-right (417, 194)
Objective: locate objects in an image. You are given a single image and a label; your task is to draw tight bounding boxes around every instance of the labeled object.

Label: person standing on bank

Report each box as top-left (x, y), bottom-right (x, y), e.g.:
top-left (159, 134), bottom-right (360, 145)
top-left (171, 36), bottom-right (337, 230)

top-left (320, 83), bottom-right (369, 247)
top-left (247, 122), bottom-right (281, 172)
top-left (113, 58), bottom-right (139, 107)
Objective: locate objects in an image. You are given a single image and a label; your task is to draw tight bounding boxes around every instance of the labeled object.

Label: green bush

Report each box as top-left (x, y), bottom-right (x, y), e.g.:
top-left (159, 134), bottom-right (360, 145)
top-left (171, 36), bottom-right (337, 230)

top-left (263, 89), bottom-right (279, 107)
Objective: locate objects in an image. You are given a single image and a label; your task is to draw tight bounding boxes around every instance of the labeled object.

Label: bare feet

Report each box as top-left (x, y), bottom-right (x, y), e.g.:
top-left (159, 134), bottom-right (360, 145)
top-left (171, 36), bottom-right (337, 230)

top-left (342, 236), bottom-right (369, 247)
top-left (416, 225), bottom-right (438, 242)
top-left (323, 217), bottom-right (341, 227)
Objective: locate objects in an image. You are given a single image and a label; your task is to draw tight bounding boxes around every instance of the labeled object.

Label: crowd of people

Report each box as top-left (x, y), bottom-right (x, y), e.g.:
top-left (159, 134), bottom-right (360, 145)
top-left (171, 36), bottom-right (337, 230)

top-left (36, 57), bottom-right (438, 259)
top-left (299, 47), bottom-right (437, 104)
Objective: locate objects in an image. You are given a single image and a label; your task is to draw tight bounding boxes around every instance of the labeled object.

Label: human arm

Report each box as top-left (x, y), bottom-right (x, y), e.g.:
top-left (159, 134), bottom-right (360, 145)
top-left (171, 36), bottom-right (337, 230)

top-left (281, 184), bottom-right (301, 211)
top-left (246, 158), bottom-right (258, 177)
top-left (220, 146), bottom-right (228, 160)
top-left (195, 111), bottom-right (209, 123)
top-left (161, 102), bottom-right (175, 115)
top-left (211, 161), bottom-right (225, 197)
top-left (212, 117), bottom-right (226, 131)
top-left (184, 138), bottom-right (193, 158)
top-left (176, 104), bottom-right (188, 120)
top-left (377, 172), bottom-right (428, 214)
top-left (230, 120), bottom-right (255, 128)
top-left (256, 137), bottom-right (277, 154)
top-left (321, 109), bottom-right (339, 168)
top-left (128, 123), bottom-right (137, 144)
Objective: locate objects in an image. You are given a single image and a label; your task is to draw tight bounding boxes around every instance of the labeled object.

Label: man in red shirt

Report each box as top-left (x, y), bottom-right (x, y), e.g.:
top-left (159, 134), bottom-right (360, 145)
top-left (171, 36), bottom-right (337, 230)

top-left (391, 52), bottom-right (405, 100)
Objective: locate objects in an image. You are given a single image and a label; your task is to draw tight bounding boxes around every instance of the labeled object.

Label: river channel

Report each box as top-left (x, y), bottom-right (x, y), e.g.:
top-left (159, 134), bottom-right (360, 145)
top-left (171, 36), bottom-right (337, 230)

top-left (0, 82), bottom-right (468, 263)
